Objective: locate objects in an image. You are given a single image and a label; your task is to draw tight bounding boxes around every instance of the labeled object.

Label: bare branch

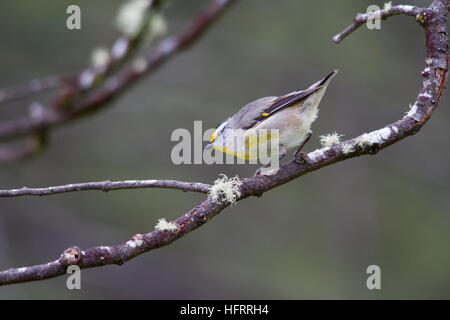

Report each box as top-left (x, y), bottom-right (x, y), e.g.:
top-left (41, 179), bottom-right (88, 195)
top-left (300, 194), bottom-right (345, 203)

top-left (0, 75), bottom-right (62, 104)
top-left (52, 0), bottom-right (167, 108)
top-left (0, 0), bottom-right (235, 159)
top-left (0, 0), bottom-right (447, 286)
top-left (0, 196), bottom-right (226, 285)
top-left (333, 4), bottom-right (423, 43)
top-left (0, 1), bottom-right (160, 107)
top-left (0, 179), bottom-right (210, 197)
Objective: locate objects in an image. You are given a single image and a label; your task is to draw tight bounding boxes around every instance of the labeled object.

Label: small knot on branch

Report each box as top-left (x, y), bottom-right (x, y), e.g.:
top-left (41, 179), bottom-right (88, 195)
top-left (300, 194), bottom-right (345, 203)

top-left (368, 143), bottom-right (380, 155)
top-left (416, 9), bottom-right (432, 26)
top-left (61, 246), bottom-right (82, 265)
top-left (101, 180), bottom-right (112, 192)
top-left (295, 152), bottom-right (312, 165)
top-left (354, 13), bottom-right (364, 23)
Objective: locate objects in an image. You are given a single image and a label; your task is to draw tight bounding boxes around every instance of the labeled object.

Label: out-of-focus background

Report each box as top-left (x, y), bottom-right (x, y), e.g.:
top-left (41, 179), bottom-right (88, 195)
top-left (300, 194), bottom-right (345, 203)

top-left (0, 0), bottom-right (449, 299)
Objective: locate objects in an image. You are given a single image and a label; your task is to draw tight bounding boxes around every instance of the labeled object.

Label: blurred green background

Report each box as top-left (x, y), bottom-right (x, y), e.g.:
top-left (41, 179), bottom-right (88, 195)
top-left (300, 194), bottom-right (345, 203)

top-left (0, 0), bottom-right (449, 299)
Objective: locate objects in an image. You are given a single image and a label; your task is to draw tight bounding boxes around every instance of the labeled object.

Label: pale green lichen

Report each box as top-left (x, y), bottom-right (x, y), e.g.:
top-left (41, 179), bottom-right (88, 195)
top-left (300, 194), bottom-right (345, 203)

top-left (208, 174), bottom-right (242, 205)
top-left (319, 132), bottom-right (343, 148)
top-left (115, 0), bottom-right (149, 37)
top-left (384, 1), bottom-right (392, 12)
top-left (91, 47), bottom-right (110, 69)
top-left (342, 143), bottom-right (355, 155)
top-left (148, 13), bottom-right (167, 39)
top-left (406, 103), bottom-right (418, 117)
top-left (355, 128), bottom-right (392, 148)
top-left (155, 218), bottom-right (178, 231)
top-left (355, 134), bottom-right (372, 147)
top-left (132, 57), bottom-right (148, 73)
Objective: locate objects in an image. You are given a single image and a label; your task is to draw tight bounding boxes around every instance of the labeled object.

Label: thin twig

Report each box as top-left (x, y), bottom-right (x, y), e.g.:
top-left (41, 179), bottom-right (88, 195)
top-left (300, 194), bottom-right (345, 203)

top-left (0, 0), bottom-right (447, 286)
top-left (0, 179), bottom-right (210, 197)
top-left (333, 5), bottom-right (423, 43)
top-left (0, 75), bottom-right (62, 104)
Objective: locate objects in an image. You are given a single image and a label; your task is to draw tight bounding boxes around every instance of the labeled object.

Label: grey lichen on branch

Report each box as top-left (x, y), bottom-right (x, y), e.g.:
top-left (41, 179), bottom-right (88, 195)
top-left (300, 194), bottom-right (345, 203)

top-left (0, 0), bottom-right (448, 286)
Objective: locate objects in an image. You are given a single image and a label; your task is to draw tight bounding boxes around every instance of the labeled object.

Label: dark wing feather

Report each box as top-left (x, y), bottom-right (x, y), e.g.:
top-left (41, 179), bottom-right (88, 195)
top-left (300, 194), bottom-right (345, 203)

top-left (250, 87), bottom-right (317, 124)
top-left (243, 70), bottom-right (338, 129)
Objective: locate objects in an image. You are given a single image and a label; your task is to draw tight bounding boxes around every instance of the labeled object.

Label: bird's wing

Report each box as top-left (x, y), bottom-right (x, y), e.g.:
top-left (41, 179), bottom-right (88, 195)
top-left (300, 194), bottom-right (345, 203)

top-left (239, 89), bottom-right (313, 130)
top-left (243, 70), bottom-right (337, 129)
top-left (229, 96), bottom-right (277, 130)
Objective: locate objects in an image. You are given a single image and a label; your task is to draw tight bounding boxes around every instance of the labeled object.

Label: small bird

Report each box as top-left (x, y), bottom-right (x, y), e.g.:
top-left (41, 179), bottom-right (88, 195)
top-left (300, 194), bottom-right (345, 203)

top-left (206, 70), bottom-right (338, 164)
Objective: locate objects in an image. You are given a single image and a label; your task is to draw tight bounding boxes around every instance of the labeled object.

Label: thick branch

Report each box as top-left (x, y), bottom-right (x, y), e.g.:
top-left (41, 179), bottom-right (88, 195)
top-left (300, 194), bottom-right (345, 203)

top-left (0, 179), bottom-right (210, 197)
top-left (0, 0), bottom-right (447, 286)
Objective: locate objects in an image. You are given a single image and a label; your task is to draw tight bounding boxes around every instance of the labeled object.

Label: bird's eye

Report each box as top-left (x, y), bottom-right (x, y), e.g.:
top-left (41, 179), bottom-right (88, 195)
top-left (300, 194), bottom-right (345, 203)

top-left (210, 130), bottom-right (217, 142)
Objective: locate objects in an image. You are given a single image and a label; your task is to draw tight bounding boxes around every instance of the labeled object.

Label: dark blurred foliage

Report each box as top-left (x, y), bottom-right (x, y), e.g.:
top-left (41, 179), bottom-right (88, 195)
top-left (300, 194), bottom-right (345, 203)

top-left (0, 0), bottom-right (449, 299)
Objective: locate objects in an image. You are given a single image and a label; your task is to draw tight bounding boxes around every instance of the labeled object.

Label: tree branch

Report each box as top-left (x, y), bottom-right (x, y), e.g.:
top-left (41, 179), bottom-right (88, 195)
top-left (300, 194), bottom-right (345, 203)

top-left (0, 0), bottom-right (447, 286)
top-left (0, 179), bottom-right (210, 197)
top-left (333, 4), bottom-right (423, 43)
top-left (0, 75), bottom-right (61, 104)
top-left (51, 0), bottom-right (167, 109)
top-left (0, 0), bottom-right (165, 108)
top-left (0, 0), bottom-right (235, 160)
